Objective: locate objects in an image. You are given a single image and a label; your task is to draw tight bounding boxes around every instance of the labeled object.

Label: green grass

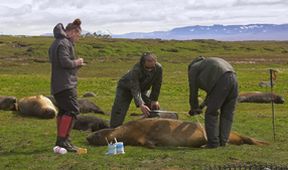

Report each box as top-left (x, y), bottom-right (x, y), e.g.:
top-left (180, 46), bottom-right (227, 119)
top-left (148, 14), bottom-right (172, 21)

top-left (0, 36), bottom-right (288, 169)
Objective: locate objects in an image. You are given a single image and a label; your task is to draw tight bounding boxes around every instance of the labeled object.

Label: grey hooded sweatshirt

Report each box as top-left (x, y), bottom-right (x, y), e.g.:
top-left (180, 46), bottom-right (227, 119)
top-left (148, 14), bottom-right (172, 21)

top-left (49, 23), bottom-right (79, 95)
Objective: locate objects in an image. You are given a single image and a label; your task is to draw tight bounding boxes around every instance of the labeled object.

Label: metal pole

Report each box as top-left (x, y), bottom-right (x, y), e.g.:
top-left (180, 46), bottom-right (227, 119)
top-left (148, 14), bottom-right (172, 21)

top-left (269, 69), bottom-right (276, 141)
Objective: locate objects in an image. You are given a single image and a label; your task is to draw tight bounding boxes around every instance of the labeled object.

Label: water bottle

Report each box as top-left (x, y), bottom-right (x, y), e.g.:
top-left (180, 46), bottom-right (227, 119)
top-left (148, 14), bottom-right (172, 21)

top-left (53, 146), bottom-right (67, 154)
top-left (116, 142), bottom-right (125, 154)
top-left (106, 143), bottom-right (117, 155)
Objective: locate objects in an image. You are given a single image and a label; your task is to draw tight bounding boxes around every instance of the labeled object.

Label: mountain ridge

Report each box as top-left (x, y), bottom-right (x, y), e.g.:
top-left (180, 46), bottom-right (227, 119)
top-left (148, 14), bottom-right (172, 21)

top-left (112, 24), bottom-right (288, 41)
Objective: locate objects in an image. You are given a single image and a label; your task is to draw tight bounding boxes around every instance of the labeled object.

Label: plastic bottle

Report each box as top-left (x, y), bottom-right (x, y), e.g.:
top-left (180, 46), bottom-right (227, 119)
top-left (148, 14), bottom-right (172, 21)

top-left (53, 146), bottom-right (67, 154)
top-left (106, 143), bottom-right (117, 155)
top-left (116, 142), bottom-right (125, 154)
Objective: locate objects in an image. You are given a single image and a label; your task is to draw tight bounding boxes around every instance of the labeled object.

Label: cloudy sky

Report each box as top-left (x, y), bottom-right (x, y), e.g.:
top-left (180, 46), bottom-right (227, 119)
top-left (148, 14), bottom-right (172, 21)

top-left (0, 0), bottom-right (287, 35)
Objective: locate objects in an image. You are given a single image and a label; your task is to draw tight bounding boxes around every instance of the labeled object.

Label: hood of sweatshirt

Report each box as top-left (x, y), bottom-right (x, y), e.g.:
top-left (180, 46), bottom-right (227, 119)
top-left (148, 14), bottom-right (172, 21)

top-left (53, 23), bottom-right (67, 39)
top-left (188, 56), bottom-right (205, 71)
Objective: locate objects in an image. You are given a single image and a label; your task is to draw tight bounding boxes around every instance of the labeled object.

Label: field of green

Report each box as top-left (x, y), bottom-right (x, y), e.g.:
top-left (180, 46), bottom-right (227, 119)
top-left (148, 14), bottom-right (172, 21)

top-left (0, 36), bottom-right (288, 169)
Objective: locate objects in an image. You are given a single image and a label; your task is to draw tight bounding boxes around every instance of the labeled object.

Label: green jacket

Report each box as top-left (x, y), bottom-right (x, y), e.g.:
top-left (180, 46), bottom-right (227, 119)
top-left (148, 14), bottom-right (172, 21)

top-left (188, 57), bottom-right (235, 109)
top-left (118, 62), bottom-right (162, 106)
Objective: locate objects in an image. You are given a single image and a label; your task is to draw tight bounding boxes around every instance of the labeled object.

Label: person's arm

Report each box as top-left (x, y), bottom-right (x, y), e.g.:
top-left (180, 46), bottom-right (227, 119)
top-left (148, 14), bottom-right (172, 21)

top-left (188, 65), bottom-right (200, 111)
top-left (150, 66), bottom-right (162, 105)
top-left (57, 45), bottom-right (83, 69)
top-left (129, 69), bottom-right (144, 107)
top-left (129, 69), bottom-right (151, 116)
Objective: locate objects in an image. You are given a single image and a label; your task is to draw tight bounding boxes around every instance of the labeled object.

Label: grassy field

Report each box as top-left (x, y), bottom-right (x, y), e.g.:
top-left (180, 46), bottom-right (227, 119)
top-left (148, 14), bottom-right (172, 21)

top-left (0, 36), bottom-right (288, 169)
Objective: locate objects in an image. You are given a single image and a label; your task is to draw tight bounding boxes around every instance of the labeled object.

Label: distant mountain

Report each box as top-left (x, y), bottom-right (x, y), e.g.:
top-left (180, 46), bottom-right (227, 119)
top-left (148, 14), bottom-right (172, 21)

top-left (41, 33), bottom-right (53, 36)
top-left (41, 30), bottom-right (90, 37)
top-left (112, 24), bottom-right (288, 41)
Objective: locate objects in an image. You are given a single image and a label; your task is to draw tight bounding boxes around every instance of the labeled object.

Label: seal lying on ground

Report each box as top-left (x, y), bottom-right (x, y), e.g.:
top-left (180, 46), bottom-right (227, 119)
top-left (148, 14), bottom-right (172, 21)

top-left (47, 96), bottom-right (105, 114)
top-left (73, 115), bottom-right (109, 132)
top-left (17, 95), bottom-right (58, 119)
top-left (87, 118), bottom-right (269, 148)
top-left (78, 99), bottom-right (105, 114)
top-left (0, 96), bottom-right (17, 111)
top-left (238, 92), bottom-right (284, 104)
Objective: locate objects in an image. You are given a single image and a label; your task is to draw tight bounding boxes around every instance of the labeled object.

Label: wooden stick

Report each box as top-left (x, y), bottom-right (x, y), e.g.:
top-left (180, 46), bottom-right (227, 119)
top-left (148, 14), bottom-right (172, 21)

top-left (270, 69), bottom-right (276, 141)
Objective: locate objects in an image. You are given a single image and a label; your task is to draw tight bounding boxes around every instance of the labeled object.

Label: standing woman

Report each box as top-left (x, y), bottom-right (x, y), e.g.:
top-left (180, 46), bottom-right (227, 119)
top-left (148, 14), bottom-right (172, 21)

top-left (49, 19), bottom-right (85, 152)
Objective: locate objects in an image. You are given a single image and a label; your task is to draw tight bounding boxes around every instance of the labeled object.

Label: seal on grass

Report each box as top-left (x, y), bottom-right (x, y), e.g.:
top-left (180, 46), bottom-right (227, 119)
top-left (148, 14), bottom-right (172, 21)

top-left (238, 92), bottom-right (284, 104)
top-left (46, 95), bottom-right (105, 114)
top-left (73, 115), bottom-right (109, 132)
top-left (0, 96), bottom-right (17, 111)
top-left (17, 95), bottom-right (58, 119)
top-left (87, 118), bottom-right (269, 148)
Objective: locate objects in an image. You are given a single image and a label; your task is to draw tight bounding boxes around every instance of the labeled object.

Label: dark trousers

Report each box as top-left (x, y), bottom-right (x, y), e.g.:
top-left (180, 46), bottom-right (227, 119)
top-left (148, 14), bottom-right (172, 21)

top-left (53, 88), bottom-right (79, 142)
top-left (205, 72), bottom-right (238, 147)
top-left (53, 88), bottom-right (80, 117)
top-left (110, 86), bottom-right (151, 128)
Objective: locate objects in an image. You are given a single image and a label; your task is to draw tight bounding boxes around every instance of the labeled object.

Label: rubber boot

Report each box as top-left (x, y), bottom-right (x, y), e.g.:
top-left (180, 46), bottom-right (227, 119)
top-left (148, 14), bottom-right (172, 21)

top-left (56, 115), bottom-right (78, 152)
top-left (64, 115), bottom-right (79, 151)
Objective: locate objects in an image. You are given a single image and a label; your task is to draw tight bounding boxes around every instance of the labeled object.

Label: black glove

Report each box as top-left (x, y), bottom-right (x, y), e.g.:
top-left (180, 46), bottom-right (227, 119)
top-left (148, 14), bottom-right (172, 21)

top-left (188, 109), bottom-right (202, 116)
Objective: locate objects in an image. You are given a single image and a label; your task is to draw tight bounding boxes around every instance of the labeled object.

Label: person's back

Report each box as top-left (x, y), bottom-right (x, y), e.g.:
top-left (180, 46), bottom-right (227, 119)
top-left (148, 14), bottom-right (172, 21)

top-left (188, 56), bottom-right (238, 148)
top-left (188, 57), bottom-right (235, 93)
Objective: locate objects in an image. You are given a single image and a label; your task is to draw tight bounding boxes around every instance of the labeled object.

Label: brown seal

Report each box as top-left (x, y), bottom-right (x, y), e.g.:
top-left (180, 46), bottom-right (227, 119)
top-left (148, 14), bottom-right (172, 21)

top-left (46, 95), bottom-right (105, 114)
top-left (0, 96), bottom-right (17, 111)
top-left (238, 92), bottom-right (284, 104)
top-left (78, 98), bottom-right (105, 114)
top-left (87, 118), bottom-right (269, 148)
top-left (17, 95), bottom-right (58, 119)
top-left (73, 115), bottom-right (109, 132)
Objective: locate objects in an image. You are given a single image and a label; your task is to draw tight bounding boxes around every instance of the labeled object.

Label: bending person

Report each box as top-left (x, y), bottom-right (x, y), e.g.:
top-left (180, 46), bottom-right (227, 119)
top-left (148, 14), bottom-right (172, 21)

top-left (188, 56), bottom-right (238, 148)
top-left (110, 52), bottom-right (163, 128)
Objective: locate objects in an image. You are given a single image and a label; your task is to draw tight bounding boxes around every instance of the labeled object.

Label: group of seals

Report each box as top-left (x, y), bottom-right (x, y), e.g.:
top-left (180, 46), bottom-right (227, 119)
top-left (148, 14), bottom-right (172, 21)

top-left (0, 94), bottom-right (273, 149)
top-left (0, 93), bottom-right (106, 119)
top-left (46, 96), bottom-right (106, 115)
